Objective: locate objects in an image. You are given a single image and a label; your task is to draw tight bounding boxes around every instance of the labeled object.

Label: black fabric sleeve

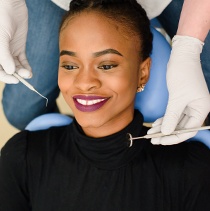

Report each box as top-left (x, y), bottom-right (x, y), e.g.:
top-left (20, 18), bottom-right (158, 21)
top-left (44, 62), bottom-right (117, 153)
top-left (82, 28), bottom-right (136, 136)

top-left (183, 141), bottom-right (210, 210)
top-left (0, 131), bottom-right (31, 211)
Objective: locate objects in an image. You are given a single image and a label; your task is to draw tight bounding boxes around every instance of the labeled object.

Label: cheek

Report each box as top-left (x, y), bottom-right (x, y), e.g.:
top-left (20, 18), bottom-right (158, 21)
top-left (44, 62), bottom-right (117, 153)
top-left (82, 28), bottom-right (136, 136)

top-left (58, 70), bottom-right (72, 93)
top-left (121, 66), bottom-right (139, 89)
top-left (110, 72), bottom-right (137, 98)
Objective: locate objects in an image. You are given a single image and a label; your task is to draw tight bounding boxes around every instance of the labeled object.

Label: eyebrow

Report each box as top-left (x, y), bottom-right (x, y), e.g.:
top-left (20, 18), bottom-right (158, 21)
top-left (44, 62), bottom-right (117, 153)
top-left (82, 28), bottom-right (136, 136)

top-left (59, 48), bottom-right (123, 57)
top-left (60, 50), bottom-right (76, 57)
top-left (93, 49), bottom-right (123, 57)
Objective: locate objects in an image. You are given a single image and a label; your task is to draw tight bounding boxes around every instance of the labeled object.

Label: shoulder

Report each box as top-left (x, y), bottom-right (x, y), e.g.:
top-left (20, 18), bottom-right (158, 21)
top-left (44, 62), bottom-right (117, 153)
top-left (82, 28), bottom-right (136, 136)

top-left (143, 140), bottom-right (210, 185)
top-left (0, 131), bottom-right (30, 209)
top-left (145, 139), bottom-right (210, 165)
top-left (1, 130), bottom-right (28, 164)
top-left (1, 124), bottom-right (73, 163)
top-left (182, 141), bottom-right (210, 209)
top-left (26, 124), bottom-right (71, 146)
top-left (183, 141), bottom-right (210, 184)
top-left (185, 140), bottom-right (210, 165)
top-left (145, 141), bottom-right (210, 208)
top-left (26, 124), bottom-right (74, 158)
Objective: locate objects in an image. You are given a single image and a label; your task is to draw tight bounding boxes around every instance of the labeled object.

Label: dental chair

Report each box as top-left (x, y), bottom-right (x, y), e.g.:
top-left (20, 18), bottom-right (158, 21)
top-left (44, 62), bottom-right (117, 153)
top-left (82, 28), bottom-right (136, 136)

top-left (25, 27), bottom-right (210, 148)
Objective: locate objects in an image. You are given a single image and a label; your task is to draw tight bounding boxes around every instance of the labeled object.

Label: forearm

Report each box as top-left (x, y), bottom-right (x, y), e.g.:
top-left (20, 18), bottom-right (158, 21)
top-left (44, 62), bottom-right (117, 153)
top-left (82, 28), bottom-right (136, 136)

top-left (177, 0), bottom-right (210, 41)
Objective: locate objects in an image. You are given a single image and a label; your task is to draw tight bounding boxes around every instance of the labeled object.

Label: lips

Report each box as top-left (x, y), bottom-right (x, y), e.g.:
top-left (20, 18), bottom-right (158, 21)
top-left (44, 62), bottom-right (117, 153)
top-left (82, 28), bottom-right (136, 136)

top-left (73, 95), bottom-right (110, 112)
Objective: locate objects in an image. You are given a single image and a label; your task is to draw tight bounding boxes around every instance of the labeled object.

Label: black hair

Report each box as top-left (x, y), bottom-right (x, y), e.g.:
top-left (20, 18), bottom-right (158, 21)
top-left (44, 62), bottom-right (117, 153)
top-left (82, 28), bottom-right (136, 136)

top-left (60, 0), bottom-right (153, 61)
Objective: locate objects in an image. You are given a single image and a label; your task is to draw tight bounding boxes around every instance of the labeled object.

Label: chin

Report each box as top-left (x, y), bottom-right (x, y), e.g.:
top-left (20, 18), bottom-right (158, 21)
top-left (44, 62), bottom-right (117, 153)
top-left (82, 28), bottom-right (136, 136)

top-left (75, 115), bottom-right (104, 128)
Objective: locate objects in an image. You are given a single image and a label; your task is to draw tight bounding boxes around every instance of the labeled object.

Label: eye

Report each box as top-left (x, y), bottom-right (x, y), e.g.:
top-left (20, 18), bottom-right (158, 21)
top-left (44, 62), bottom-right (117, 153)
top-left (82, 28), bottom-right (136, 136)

top-left (61, 65), bottom-right (78, 71)
top-left (98, 64), bottom-right (117, 70)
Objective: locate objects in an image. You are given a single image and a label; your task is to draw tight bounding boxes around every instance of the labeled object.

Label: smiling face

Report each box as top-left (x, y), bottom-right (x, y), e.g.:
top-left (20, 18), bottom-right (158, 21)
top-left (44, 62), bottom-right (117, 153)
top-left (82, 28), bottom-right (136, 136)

top-left (58, 11), bottom-right (150, 138)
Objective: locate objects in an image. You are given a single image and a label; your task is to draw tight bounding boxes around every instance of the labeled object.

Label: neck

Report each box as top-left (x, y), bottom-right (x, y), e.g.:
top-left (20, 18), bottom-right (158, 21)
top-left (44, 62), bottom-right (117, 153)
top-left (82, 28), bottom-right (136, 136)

top-left (81, 110), bottom-right (134, 138)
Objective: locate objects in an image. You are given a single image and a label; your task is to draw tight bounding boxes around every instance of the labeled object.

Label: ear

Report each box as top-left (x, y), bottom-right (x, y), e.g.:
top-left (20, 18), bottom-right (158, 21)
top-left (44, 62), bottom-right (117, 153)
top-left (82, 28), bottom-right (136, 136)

top-left (138, 57), bottom-right (151, 86)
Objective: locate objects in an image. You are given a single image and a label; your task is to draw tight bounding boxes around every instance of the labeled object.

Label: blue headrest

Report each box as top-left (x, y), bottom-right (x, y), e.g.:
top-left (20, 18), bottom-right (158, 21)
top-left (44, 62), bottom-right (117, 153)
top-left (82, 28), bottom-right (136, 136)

top-left (25, 113), bottom-right (73, 131)
top-left (135, 27), bottom-right (171, 123)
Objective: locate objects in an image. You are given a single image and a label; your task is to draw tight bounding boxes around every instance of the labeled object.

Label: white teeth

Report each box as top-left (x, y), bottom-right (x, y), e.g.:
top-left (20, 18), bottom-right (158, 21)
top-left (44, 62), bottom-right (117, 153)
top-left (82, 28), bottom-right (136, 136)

top-left (77, 98), bottom-right (105, 106)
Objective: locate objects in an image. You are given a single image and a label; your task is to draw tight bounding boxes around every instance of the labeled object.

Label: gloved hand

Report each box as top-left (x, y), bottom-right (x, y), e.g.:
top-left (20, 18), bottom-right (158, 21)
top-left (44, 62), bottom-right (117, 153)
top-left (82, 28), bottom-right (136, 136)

top-left (0, 0), bottom-right (32, 84)
top-left (148, 35), bottom-right (210, 145)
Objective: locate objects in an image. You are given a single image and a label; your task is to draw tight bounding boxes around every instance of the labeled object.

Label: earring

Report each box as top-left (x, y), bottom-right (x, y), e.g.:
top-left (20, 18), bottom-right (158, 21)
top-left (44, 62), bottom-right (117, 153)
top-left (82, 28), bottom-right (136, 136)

top-left (137, 84), bottom-right (145, 93)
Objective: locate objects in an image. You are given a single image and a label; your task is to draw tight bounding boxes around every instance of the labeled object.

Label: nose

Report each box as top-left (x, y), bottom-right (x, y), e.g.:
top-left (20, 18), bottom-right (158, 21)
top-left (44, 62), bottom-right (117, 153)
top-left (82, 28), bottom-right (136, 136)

top-left (74, 68), bottom-right (101, 92)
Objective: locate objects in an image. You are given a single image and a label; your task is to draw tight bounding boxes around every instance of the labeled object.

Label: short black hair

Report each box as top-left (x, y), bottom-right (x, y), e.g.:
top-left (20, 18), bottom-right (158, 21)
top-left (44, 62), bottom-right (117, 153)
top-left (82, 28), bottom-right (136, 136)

top-left (60, 0), bottom-right (153, 61)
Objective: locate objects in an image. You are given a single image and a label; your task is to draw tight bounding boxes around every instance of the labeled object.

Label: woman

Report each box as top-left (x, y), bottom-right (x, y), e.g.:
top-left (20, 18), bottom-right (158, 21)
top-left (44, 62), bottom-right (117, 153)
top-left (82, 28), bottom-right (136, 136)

top-left (1, 0), bottom-right (210, 210)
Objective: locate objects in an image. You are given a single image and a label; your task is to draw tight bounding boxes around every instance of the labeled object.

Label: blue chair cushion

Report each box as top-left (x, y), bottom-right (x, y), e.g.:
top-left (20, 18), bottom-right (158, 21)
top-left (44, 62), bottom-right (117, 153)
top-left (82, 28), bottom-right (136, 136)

top-left (135, 27), bottom-right (170, 123)
top-left (25, 113), bottom-right (73, 131)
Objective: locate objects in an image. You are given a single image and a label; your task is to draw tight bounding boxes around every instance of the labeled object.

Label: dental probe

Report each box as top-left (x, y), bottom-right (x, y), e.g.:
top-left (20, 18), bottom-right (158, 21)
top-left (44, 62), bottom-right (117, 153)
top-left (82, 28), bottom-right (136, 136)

top-left (127, 126), bottom-right (210, 147)
top-left (13, 73), bottom-right (48, 107)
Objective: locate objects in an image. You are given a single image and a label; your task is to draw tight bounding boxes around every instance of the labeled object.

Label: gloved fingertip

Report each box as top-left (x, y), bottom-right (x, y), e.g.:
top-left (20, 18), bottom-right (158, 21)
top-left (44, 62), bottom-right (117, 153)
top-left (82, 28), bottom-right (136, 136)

top-left (147, 129), bottom-right (153, 135)
top-left (152, 118), bottom-right (163, 127)
top-left (17, 68), bottom-right (33, 79)
top-left (152, 122), bottom-right (160, 127)
top-left (0, 75), bottom-right (19, 84)
top-left (147, 125), bottom-right (161, 135)
top-left (151, 138), bottom-right (160, 145)
top-left (10, 80), bottom-right (20, 84)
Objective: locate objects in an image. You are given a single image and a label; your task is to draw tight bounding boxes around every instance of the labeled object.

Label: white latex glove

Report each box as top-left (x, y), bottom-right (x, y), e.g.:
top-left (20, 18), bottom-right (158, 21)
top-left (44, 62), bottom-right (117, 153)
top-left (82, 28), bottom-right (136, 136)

top-left (0, 0), bottom-right (32, 84)
top-left (148, 35), bottom-right (210, 145)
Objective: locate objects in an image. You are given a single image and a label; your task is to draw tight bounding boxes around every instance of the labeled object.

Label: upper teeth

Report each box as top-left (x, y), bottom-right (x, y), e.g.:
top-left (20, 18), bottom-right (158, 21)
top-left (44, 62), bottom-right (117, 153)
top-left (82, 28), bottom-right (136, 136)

top-left (77, 98), bottom-right (105, 105)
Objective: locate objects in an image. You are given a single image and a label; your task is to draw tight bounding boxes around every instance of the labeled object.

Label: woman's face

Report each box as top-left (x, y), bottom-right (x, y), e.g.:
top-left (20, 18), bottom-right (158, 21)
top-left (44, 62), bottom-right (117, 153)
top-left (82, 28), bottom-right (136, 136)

top-left (58, 12), bottom-right (150, 138)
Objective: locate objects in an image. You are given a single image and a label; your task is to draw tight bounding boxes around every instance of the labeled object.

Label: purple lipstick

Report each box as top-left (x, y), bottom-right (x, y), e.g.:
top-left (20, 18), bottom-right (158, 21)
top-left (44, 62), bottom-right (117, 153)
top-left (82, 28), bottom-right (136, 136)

top-left (73, 95), bottom-right (110, 112)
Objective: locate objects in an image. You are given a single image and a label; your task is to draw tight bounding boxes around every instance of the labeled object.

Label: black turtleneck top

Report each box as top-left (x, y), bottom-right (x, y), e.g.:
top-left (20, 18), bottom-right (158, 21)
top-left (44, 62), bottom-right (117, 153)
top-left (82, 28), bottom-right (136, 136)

top-left (1, 111), bottom-right (210, 211)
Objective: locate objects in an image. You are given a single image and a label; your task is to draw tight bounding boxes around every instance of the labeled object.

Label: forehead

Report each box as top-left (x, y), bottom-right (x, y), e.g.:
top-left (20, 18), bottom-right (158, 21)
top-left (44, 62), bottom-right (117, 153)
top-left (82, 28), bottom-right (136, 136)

top-left (59, 11), bottom-right (140, 52)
